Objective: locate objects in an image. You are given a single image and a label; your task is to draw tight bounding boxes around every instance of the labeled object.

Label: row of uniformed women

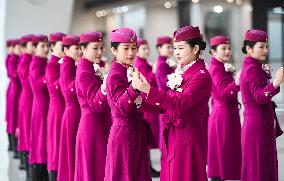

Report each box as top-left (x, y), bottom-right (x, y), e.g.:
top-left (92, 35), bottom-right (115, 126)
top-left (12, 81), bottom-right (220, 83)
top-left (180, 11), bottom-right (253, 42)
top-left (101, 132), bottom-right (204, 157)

top-left (207, 31), bottom-right (284, 181)
top-left (5, 25), bottom-right (284, 181)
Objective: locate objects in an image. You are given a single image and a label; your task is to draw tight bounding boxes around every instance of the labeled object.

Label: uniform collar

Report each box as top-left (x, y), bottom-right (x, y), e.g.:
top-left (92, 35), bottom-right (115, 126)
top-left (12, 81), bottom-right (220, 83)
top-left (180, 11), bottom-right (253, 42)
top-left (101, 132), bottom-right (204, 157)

top-left (244, 56), bottom-right (262, 68)
top-left (182, 59), bottom-right (206, 81)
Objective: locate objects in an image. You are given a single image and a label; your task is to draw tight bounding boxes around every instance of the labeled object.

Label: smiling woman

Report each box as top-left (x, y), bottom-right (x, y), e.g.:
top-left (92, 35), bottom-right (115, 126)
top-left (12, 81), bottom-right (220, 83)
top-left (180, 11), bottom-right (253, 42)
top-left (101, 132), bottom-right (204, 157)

top-left (240, 29), bottom-right (284, 181)
top-left (104, 28), bottom-right (163, 181)
top-left (132, 25), bottom-right (212, 181)
top-left (74, 31), bottom-right (111, 181)
top-left (29, 34), bottom-right (50, 181)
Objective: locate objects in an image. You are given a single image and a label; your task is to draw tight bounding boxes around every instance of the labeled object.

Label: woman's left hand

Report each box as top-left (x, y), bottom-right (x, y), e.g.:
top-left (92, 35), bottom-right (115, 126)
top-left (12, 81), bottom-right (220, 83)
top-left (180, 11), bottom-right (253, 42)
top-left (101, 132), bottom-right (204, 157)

top-left (235, 70), bottom-right (241, 86)
top-left (133, 68), bottom-right (151, 93)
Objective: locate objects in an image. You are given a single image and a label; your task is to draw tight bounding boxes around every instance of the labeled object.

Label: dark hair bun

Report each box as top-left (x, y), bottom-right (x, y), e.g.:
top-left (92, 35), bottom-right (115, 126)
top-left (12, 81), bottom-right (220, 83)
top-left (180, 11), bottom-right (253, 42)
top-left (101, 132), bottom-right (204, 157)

top-left (241, 40), bottom-right (257, 54)
top-left (199, 41), bottom-right (206, 50)
top-left (241, 45), bottom-right (247, 54)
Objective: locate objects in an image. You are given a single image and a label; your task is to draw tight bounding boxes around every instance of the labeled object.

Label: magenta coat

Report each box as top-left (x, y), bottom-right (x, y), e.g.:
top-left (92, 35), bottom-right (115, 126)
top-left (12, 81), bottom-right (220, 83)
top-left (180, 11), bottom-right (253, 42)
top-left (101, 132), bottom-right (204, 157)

top-left (6, 54), bottom-right (21, 135)
top-left (134, 56), bottom-right (159, 148)
top-left (104, 61), bottom-right (162, 181)
top-left (155, 55), bottom-right (175, 149)
top-left (5, 54), bottom-right (12, 124)
top-left (155, 56), bottom-right (174, 91)
top-left (207, 57), bottom-right (241, 180)
top-left (240, 56), bottom-right (281, 181)
top-left (29, 55), bottom-right (50, 164)
top-left (17, 53), bottom-right (33, 151)
top-left (146, 59), bottom-right (211, 181)
top-left (46, 55), bottom-right (65, 171)
top-left (57, 56), bottom-right (81, 181)
top-left (74, 58), bottom-right (112, 181)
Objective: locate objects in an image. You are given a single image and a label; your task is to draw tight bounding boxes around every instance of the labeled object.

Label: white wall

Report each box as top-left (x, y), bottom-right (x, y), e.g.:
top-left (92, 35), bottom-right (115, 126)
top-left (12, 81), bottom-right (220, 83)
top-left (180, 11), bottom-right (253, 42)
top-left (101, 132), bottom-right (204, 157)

top-left (0, 0), bottom-right (7, 124)
top-left (5, 0), bottom-right (75, 38)
top-left (0, 1), bottom-right (10, 179)
top-left (71, 0), bottom-right (106, 34)
top-left (71, 2), bottom-right (178, 63)
top-left (191, 2), bottom-right (252, 67)
top-left (144, 5), bottom-right (178, 63)
top-left (1, 0), bottom-right (75, 120)
top-left (0, 0), bottom-right (75, 151)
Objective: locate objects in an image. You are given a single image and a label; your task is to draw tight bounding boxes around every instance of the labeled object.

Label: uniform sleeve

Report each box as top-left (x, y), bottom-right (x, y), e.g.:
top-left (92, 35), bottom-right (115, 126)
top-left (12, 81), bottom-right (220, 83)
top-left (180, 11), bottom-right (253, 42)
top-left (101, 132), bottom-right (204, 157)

top-left (5, 56), bottom-right (11, 78)
top-left (22, 61), bottom-right (30, 81)
top-left (50, 65), bottom-right (62, 92)
top-left (10, 59), bottom-right (19, 80)
top-left (107, 74), bottom-right (140, 115)
top-left (247, 66), bottom-right (280, 104)
top-left (138, 100), bottom-right (165, 113)
top-left (137, 63), bottom-right (157, 87)
top-left (30, 64), bottom-right (47, 88)
top-left (78, 71), bottom-right (108, 113)
top-left (146, 72), bottom-right (211, 113)
top-left (156, 61), bottom-right (174, 91)
top-left (62, 63), bottom-right (76, 95)
top-left (212, 68), bottom-right (239, 101)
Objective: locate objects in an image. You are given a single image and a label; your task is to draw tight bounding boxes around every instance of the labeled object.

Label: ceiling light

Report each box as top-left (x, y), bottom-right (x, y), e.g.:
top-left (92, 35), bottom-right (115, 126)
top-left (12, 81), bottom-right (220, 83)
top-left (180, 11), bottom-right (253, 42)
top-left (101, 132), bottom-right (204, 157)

top-left (214, 5), bottom-right (223, 13)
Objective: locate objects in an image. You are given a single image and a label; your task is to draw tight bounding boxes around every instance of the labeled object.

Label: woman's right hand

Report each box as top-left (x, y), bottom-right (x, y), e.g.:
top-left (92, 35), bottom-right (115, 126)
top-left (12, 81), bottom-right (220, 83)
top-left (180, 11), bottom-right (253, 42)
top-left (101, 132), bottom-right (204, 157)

top-left (235, 70), bottom-right (241, 86)
top-left (273, 67), bottom-right (284, 88)
top-left (101, 74), bottom-right (108, 92)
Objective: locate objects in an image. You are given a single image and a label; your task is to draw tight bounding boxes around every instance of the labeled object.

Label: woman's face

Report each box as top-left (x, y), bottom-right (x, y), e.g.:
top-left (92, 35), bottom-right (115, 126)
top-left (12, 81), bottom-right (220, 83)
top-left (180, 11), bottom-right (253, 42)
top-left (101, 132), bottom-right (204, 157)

top-left (247, 42), bottom-right (268, 61)
top-left (14, 45), bottom-right (21, 56)
top-left (8, 46), bottom-right (14, 54)
top-left (158, 43), bottom-right (174, 58)
top-left (82, 42), bottom-right (104, 64)
top-left (137, 44), bottom-right (150, 59)
top-left (51, 41), bottom-right (64, 57)
top-left (174, 41), bottom-right (199, 65)
top-left (65, 45), bottom-right (82, 62)
top-left (34, 42), bottom-right (50, 58)
top-left (111, 42), bottom-right (137, 65)
top-left (26, 42), bottom-right (34, 55)
top-left (211, 44), bottom-right (232, 63)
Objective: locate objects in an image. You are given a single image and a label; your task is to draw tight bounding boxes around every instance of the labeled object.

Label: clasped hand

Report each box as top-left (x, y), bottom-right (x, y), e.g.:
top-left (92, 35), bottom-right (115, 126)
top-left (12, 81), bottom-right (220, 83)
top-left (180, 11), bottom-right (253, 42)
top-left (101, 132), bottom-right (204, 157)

top-left (131, 68), bottom-right (151, 94)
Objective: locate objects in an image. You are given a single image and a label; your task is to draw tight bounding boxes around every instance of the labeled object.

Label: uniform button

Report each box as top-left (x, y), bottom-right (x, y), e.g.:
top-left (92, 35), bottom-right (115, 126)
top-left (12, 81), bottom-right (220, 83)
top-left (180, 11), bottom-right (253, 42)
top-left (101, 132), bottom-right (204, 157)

top-left (230, 91), bottom-right (234, 95)
top-left (55, 85), bottom-right (59, 89)
top-left (43, 80), bottom-right (46, 84)
top-left (71, 88), bottom-right (74, 92)
top-left (156, 102), bottom-right (160, 106)
top-left (99, 101), bottom-right (102, 104)
top-left (128, 100), bottom-right (131, 104)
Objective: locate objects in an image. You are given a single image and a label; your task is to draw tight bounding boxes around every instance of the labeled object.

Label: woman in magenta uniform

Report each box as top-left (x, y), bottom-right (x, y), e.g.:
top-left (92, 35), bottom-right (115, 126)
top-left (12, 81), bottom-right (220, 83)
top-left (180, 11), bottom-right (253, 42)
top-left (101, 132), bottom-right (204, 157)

top-left (29, 34), bottom-right (50, 181)
top-left (134, 38), bottom-right (160, 177)
top-left (17, 34), bottom-right (34, 179)
top-left (240, 29), bottom-right (284, 181)
top-left (207, 36), bottom-right (242, 181)
top-left (5, 39), bottom-right (16, 152)
top-left (155, 36), bottom-right (175, 149)
top-left (57, 35), bottom-right (81, 181)
top-left (46, 32), bottom-right (66, 181)
top-left (155, 36), bottom-right (174, 91)
top-left (133, 25), bottom-right (212, 181)
top-left (6, 39), bottom-right (22, 159)
top-left (104, 28), bottom-right (163, 181)
top-left (74, 31), bottom-right (111, 181)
